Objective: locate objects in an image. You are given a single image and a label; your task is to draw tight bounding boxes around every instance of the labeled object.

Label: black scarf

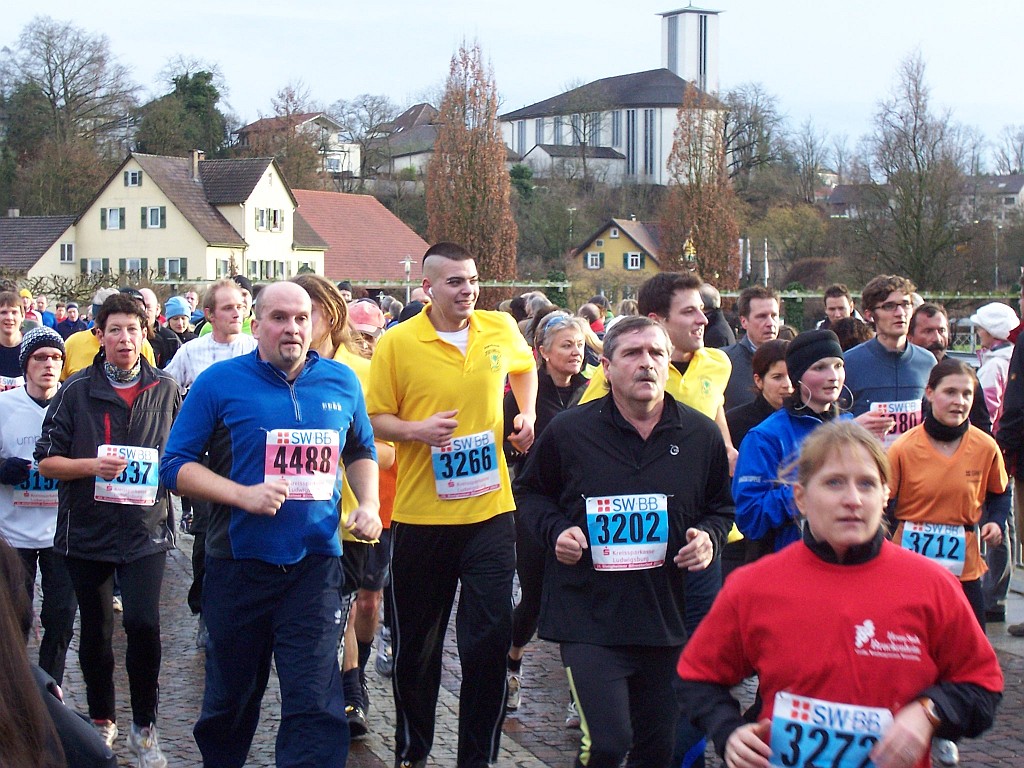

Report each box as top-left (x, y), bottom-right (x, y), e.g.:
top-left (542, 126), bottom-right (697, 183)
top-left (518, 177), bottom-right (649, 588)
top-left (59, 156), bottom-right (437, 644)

top-left (922, 411), bottom-right (969, 443)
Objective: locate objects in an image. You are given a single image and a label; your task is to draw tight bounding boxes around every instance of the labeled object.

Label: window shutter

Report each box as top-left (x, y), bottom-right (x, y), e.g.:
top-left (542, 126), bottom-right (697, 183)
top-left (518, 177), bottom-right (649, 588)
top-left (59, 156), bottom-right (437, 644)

top-left (158, 258), bottom-right (166, 276)
top-left (255, 208), bottom-right (260, 229)
top-left (141, 207), bottom-right (148, 228)
top-left (141, 258), bottom-right (149, 275)
top-left (80, 259), bottom-right (88, 275)
top-left (102, 259), bottom-right (110, 274)
top-left (640, 253), bottom-right (646, 269)
top-left (623, 254), bottom-right (629, 269)
top-left (599, 252), bottom-right (605, 268)
top-left (137, 172), bottom-right (142, 187)
top-left (123, 171), bottom-right (129, 186)
top-left (180, 258), bottom-right (188, 279)
top-left (118, 208), bottom-right (126, 230)
top-left (159, 207), bottom-right (166, 228)
top-left (100, 209), bottom-right (107, 230)
top-left (119, 258), bottom-right (127, 273)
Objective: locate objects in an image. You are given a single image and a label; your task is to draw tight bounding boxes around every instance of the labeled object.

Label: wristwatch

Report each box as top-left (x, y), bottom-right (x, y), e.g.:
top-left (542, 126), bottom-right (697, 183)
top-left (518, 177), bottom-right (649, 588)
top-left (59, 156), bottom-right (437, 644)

top-left (916, 696), bottom-right (941, 728)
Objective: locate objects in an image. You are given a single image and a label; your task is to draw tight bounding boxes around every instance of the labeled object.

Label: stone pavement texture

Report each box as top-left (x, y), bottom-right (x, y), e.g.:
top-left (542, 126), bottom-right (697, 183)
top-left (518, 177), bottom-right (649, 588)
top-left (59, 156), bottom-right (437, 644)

top-left (37, 534), bottom-right (1024, 767)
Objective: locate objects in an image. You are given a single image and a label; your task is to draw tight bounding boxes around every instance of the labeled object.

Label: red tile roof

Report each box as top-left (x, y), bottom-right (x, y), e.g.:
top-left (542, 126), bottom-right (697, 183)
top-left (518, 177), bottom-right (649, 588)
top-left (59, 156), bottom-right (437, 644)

top-left (292, 190), bottom-right (428, 282)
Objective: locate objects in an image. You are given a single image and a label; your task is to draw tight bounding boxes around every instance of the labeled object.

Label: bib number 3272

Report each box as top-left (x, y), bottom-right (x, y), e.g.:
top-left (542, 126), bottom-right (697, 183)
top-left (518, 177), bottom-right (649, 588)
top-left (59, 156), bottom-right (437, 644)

top-left (430, 430), bottom-right (500, 500)
top-left (769, 692), bottom-right (892, 768)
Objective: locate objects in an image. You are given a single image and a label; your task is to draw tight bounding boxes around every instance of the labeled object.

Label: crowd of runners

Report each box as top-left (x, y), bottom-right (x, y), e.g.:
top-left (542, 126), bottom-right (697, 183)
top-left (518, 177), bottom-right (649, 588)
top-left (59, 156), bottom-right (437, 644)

top-left (0, 247), bottom-right (1016, 768)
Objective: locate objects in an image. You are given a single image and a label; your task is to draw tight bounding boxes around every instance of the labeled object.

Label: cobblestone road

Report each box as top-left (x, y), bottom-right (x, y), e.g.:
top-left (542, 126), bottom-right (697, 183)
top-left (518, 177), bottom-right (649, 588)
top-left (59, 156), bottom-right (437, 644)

top-left (38, 535), bottom-right (1024, 767)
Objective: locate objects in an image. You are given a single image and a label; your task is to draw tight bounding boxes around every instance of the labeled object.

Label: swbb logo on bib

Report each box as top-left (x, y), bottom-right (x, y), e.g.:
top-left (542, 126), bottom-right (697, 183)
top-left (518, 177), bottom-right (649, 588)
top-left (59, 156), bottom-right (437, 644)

top-left (769, 692), bottom-right (892, 768)
top-left (94, 445), bottom-right (159, 506)
top-left (264, 429), bottom-right (341, 501)
top-left (430, 430), bottom-right (500, 500)
top-left (871, 400), bottom-right (921, 448)
top-left (585, 494), bottom-right (668, 571)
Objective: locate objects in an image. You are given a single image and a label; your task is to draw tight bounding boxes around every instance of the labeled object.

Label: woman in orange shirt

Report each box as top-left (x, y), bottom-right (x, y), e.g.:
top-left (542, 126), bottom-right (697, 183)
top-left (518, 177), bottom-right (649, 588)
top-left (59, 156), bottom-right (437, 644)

top-left (887, 357), bottom-right (1009, 628)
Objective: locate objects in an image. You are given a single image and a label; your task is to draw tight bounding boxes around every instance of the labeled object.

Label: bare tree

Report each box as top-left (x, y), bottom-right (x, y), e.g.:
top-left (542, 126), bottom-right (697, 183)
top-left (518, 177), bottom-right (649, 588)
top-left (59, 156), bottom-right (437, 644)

top-left (793, 118), bottom-right (828, 204)
top-left (240, 81), bottom-right (322, 189)
top-left (831, 133), bottom-right (850, 184)
top-left (846, 54), bottom-right (971, 289)
top-left (329, 93), bottom-right (400, 179)
top-left (995, 125), bottom-right (1024, 175)
top-left (721, 83), bottom-right (784, 183)
top-left (4, 16), bottom-right (138, 145)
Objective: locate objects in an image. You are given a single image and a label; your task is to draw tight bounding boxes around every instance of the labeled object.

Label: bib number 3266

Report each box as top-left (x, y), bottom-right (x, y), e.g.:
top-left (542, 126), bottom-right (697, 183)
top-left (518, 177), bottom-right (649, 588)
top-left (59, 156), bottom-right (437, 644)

top-left (430, 430), bottom-right (500, 500)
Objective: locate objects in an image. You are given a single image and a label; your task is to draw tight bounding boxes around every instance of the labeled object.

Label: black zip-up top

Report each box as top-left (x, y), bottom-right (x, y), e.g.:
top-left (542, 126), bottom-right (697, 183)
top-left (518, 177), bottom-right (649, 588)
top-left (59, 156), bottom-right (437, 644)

top-left (514, 392), bottom-right (735, 647)
top-left (35, 355), bottom-right (181, 562)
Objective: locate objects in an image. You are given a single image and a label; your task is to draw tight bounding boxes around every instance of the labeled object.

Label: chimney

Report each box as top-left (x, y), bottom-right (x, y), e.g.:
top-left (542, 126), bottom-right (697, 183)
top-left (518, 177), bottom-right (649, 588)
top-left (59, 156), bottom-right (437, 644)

top-left (6, 208), bottom-right (19, 218)
top-left (192, 149), bottom-right (206, 182)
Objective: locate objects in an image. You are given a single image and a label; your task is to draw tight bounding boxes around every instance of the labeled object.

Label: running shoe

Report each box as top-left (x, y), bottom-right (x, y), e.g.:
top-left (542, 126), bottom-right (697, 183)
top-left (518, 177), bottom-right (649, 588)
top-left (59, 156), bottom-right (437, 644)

top-left (347, 705), bottom-right (369, 739)
top-left (92, 719), bottom-right (118, 748)
top-left (506, 671), bottom-right (522, 711)
top-left (128, 723), bottom-right (168, 768)
top-left (932, 737), bottom-right (959, 766)
top-left (112, 595), bottom-right (123, 613)
top-left (375, 626), bottom-right (393, 677)
top-left (1008, 622), bottom-right (1024, 637)
top-left (195, 615), bottom-right (209, 651)
top-left (565, 700), bottom-right (581, 728)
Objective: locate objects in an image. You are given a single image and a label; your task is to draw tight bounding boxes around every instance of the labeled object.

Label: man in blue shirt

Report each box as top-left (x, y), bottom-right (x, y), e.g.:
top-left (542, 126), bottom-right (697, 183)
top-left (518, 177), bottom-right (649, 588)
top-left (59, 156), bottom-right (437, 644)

top-left (160, 281), bottom-right (381, 768)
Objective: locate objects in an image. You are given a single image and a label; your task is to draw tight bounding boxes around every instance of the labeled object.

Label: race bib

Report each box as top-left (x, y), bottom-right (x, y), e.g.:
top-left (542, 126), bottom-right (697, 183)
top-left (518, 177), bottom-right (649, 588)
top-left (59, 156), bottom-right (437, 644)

top-left (871, 400), bottom-right (922, 448)
top-left (430, 430), bottom-right (500, 500)
top-left (264, 429), bottom-right (341, 501)
top-left (585, 494), bottom-right (669, 571)
top-left (0, 375), bottom-right (24, 392)
top-left (900, 521), bottom-right (966, 576)
top-left (14, 467), bottom-right (57, 508)
top-left (770, 692), bottom-right (892, 768)
top-left (94, 445), bottom-right (159, 506)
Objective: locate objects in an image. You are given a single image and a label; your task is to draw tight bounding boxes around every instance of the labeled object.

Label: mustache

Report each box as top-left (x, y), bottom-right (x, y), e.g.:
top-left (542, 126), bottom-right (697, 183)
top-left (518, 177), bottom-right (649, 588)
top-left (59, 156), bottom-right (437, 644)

top-left (634, 370), bottom-right (658, 383)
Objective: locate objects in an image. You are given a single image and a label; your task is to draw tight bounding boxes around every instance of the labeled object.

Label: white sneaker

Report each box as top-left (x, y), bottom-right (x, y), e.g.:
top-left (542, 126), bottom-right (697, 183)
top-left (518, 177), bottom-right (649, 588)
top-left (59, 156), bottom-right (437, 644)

top-left (92, 719), bottom-right (118, 747)
top-left (129, 723), bottom-right (168, 768)
top-left (932, 738), bottom-right (959, 766)
top-left (565, 700), bottom-right (581, 728)
top-left (375, 626), bottom-right (393, 677)
top-left (506, 671), bottom-right (522, 711)
top-left (112, 595), bottom-right (123, 612)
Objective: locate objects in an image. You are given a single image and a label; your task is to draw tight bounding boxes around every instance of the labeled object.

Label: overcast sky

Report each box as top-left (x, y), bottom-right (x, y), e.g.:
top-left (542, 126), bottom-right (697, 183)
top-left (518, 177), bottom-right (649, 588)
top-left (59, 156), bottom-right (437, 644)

top-left (9, 0), bottom-right (1024, 163)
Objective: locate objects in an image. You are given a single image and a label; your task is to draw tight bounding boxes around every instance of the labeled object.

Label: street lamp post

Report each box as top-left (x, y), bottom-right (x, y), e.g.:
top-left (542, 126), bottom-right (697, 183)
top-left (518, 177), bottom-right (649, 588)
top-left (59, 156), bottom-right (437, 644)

top-left (995, 224), bottom-right (1002, 292)
top-left (399, 255), bottom-right (414, 303)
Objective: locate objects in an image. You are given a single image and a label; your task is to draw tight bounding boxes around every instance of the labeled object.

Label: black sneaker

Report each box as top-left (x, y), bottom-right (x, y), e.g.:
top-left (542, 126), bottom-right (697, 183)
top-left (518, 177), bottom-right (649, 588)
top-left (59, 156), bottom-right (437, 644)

top-left (346, 705), bottom-right (368, 739)
top-left (361, 678), bottom-right (371, 715)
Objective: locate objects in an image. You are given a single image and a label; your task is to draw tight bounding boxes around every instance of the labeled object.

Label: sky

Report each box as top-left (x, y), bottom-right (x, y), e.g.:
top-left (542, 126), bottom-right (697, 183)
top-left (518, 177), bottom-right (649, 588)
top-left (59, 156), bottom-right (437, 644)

top-left (9, 1), bottom-right (1024, 164)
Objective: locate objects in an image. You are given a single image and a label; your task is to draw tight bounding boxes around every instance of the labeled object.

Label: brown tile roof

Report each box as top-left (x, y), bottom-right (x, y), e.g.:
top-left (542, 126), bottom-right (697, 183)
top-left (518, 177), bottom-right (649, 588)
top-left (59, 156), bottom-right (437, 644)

top-left (292, 211), bottom-right (328, 251)
top-left (388, 103), bottom-right (438, 133)
top-left (292, 189), bottom-right (428, 282)
top-left (236, 112), bottom-right (342, 135)
top-left (0, 215), bottom-right (75, 271)
top-left (198, 157), bottom-right (276, 205)
top-left (130, 154), bottom-right (246, 246)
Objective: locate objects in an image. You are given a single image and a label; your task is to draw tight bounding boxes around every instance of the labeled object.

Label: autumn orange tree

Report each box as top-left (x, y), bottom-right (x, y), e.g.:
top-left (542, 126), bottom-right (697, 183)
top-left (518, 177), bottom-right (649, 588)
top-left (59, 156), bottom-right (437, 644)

top-left (659, 88), bottom-right (740, 288)
top-left (426, 42), bottom-right (518, 305)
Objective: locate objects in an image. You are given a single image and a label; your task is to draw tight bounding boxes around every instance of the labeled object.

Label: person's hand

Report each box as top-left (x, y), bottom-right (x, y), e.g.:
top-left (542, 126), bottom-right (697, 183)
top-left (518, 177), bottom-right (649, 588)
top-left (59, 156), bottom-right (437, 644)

top-left (727, 445), bottom-right (739, 477)
top-left (0, 457), bottom-right (31, 485)
top-left (555, 526), bottom-right (588, 565)
top-left (508, 412), bottom-right (536, 453)
top-left (854, 411), bottom-right (896, 440)
top-left (94, 455), bottom-right (128, 482)
top-left (870, 700), bottom-right (932, 768)
top-left (346, 505), bottom-right (383, 542)
top-left (415, 410), bottom-right (459, 447)
top-left (980, 522), bottom-right (1003, 545)
top-left (239, 478), bottom-right (290, 516)
top-left (673, 528), bottom-right (714, 571)
top-left (724, 719), bottom-right (771, 768)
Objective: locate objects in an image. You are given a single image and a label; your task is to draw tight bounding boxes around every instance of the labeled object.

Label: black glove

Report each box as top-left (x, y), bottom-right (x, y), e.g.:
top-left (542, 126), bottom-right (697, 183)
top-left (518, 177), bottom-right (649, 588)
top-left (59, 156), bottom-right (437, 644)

top-left (0, 458), bottom-right (32, 486)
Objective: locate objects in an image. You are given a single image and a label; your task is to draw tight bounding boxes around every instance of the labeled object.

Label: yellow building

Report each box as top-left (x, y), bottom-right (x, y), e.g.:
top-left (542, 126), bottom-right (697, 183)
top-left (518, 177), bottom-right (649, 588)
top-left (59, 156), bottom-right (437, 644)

top-left (567, 217), bottom-right (663, 307)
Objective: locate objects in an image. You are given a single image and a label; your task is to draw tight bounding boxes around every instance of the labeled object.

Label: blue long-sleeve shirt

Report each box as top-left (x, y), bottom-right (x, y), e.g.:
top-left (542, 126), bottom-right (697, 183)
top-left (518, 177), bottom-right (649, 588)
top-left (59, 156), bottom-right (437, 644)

top-left (160, 351), bottom-right (376, 565)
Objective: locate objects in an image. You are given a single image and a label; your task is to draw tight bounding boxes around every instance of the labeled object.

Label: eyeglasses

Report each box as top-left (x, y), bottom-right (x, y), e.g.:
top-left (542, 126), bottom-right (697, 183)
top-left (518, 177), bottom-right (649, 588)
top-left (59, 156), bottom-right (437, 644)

top-left (875, 301), bottom-right (913, 313)
top-left (30, 353), bottom-right (63, 363)
top-left (540, 312), bottom-right (575, 332)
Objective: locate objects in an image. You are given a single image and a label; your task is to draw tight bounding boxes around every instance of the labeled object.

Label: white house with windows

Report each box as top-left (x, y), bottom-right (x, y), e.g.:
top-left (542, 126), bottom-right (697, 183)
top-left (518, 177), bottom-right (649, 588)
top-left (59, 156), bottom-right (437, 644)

top-left (0, 214), bottom-right (77, 278)
top-left (235, 112), bottom-right (360, 180)
top-left (500, 6), bottom-right (722, 186)
top-left (70, 151), bottom-right (325, 282)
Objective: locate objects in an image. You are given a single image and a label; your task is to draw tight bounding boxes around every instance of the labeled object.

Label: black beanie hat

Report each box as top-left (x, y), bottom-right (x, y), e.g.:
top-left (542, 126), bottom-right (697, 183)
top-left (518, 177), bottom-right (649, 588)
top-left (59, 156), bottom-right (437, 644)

top-left (20, 326), bottom-right (65, 371)
top-left (786, 329), bottom-right (843, 389)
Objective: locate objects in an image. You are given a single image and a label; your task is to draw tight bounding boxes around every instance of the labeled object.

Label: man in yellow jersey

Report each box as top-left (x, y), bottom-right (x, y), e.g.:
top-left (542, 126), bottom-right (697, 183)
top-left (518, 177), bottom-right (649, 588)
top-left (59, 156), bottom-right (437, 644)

top-left (367, 242), bottom-right (537, 768)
